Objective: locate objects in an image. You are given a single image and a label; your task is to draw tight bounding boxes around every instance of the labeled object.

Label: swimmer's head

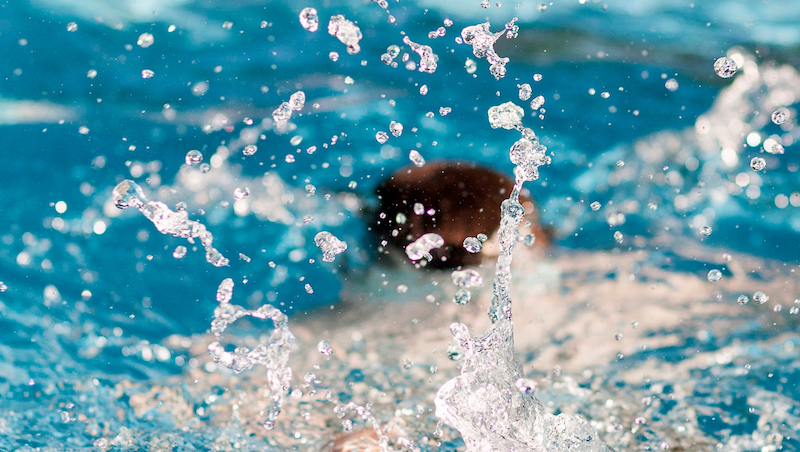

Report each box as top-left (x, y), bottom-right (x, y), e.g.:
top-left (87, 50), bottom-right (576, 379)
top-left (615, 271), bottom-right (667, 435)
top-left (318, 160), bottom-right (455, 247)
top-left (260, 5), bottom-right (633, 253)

top-left (374, 160), bottom-right (549, 269)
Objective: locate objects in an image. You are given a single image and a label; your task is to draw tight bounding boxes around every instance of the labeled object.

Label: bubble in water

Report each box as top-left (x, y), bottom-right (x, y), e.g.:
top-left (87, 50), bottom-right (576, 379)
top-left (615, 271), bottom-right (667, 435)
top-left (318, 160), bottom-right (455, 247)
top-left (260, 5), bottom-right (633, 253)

top-left (515, 378), bottom-right (537, 395)
top-left (707, 269), bottom-right (722, 282)
top-left (452, 269), bottom-right (484, 288)
top-left (530, 95), bottom-right (545, 110)
top-left (771, 107), bottom-right (789, 125)
top-left (67, 22), bottom-right (78, 32)
top-left (305, 284), bottom-right (313, 294)
top-left (714, 57), bottom-right (738, 78)
top-left (141, 69), bottom-right (155, 79)
top-left (299, 7), bottom-right (319, 32)
top-left (753, 291), bottom-right (769, 304)
top-left (750, 157), bottom-right (766, 171)
top-left (173, 246), bottom-right (187, 259)
top-left (463, 236), bottom-right (482, 253)
top-left (590, 201), bottom-right (601, 211)
top-left (737, 295), bottom-right (749, 305)
top-left (137, 33), bottom-right (154, 48)
top-left (389, 121), bottom-right (403, 137)
top-left (405, 233), bottom-right (444, 261)
top-left (314, 231), bottom-right (347, 262)
top-left (613, 231), bottom-right (623, 244)
top-left (233, 187), bottom-right (250, 200)
top-left (318, 340), bottom-right (333, 356)
top-left (409, 150), bottom-right (426, 167)
top-left (185, 150), bottom-right (203, 165)
top-left (700, 226), bottom-right (712, 236)
top-left (517, 83), bottom-right (532, 101)
top-left (328, 14), bottom-right (362, 55)
top-left (243, 144), bottom-right (258, 156)
top-left (453, 288), bottom-right (471, 305)
top-left (488, 101), bottom-right (524, 130)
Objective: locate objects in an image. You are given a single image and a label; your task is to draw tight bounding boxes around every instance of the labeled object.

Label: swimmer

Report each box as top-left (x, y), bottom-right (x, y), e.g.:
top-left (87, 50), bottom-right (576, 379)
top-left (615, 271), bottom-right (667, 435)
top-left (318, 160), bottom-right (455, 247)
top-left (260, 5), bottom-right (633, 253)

top-left (373, 160), bottom-right (550, 269)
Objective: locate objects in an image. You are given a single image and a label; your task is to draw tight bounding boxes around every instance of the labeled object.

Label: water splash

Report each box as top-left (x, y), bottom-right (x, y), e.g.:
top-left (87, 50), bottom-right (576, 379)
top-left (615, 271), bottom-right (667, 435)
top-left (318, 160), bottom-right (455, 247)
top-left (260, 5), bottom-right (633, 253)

top-left (207, 278), bottom-right (295, 429)
top-left (434, 101), bottom-right (610, 451)
top-left (112, 180), bottom-right (229, 267)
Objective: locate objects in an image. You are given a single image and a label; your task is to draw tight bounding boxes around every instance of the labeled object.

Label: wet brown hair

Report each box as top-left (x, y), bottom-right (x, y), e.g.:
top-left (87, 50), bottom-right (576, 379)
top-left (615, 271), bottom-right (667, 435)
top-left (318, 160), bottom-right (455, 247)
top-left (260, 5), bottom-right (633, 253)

top-left (374, 160), bottom-right (548, 269)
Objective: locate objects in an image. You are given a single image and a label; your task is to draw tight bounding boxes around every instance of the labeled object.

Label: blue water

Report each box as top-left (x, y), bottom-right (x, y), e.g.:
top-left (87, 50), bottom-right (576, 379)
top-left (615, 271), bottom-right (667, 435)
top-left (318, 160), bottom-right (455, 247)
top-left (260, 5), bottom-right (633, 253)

top-left (1, 0), bottom-right (799, 450)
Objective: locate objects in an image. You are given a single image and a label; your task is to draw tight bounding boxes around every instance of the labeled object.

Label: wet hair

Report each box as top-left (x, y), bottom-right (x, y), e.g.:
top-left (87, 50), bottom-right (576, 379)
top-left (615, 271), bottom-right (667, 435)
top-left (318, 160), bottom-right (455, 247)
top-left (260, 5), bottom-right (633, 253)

top-left (374, 160), bottom-right (548, 269)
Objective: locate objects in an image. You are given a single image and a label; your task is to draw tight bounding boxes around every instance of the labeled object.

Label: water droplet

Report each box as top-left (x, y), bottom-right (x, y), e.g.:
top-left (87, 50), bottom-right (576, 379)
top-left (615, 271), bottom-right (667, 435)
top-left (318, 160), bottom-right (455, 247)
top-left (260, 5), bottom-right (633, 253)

top-left (665, 78), bottom-right (679, 91)
top-left (173, 246), bottom-right (187, 259)
top-left (318, 340), bottom-right (333, 356)
top-left (523, 234), bottom-right (535, 247)
top-left (614, 332), bottom-right (623, 340)
top-left (409, 150), bottom-right (426, 167)
top-left (518, 83), bottom-right (532, 101)
top-left (771, 107), bottom-right (789, 125)
top-left (328, 14), bottom-right (362, 55)
top-left (714, 57), bottom-right (738, 78)
top-left (707, 269), bottom-right (722, 282)
top-left (613, 231), bottom-right (623, 243)
top-left (465, 58), bottom-right (477, 74)
top-left (243, 144), bottom-right (258, 156)
top-left (397, 284), bottom-right (408, 293)
top-left (285, 155), bottom-right (296, 163)
top-left (463, 236), bottom-right (482, 253)
top-left (590, 201), bottom-right (601, 211)
top-left (722, 253), bottom-right (732, 262)
top-left (141, 69), bottom-right (155, 79)
top-left (488, 101), bottom-right (524, 129)
top-left (200, 163), bottom-right (211, 173)
top-left (420, 84), bottom-right (429, 95)
top-left (451, 269), bottom-right (484, 288)
top-left (299, 7), bottom-right (319, 32)
top-left (750, 157), bottom-right (766, 171)
top-left (66, 22), bottom-right (78, 32)
top-left (737, 295), bottom-right (749, 305)
top-left (0, 282), bottom-right (7, 292)
top-left (439, 106), bottom-right (452, 116)
top-left (305, 284), bottom-right (313, 294)
top-left (342, 419), bottom-right (353, 432)
top-left (185, 150), bottom-right (203, 165)
top-left (233, 187), bottom-right (250, 200)
top-left (405, 233), bottom-right (444, 261)
top-left (396, 212), bottom-right (407, 224)
top-left (530, 95), bottom-right (545, 110)
top-left (314, 231), bottom-right (347, 262)
top-left (533, 73), bottom-right (543, 81)
top-left (87, 69), bottom-right (97, 79)
top-left (389, 121), bottom-right (403, 137)
top-left (753, 291), bottom-right (769, 305)
top-left (453, 288), bottom-right (471, 305)
top-left (137, 33), bottom-right (154, 48)
top-left (413, 203), bottom-right (425, 215)
top-left (699, 226), bottom-right (712, 236)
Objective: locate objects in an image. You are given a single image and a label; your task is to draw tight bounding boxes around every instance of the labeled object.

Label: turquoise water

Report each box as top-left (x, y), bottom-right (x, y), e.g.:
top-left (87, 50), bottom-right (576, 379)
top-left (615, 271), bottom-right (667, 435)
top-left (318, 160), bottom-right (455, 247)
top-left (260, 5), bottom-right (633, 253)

top-left (1, 0), bottom-right (799, 450)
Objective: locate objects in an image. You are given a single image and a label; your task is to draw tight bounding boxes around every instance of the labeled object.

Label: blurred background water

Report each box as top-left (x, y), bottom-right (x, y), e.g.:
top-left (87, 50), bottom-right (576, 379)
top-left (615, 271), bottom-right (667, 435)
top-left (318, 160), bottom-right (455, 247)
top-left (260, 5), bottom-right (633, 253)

top-left (1, 0), bottom-right (799, 450)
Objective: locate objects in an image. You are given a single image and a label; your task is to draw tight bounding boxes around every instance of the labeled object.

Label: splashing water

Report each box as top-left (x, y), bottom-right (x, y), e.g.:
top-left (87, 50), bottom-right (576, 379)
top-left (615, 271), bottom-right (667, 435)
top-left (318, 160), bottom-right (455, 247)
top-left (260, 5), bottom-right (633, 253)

top-left (434, 101), bottom-right (611, 452)
top-left (328, 15), bottom-right (362, 55)
top-left (112, 180), bottom-right (229, 267)
top-left (405, 233), bottom-right (445, 262)
top-left (314, 231), bottom-right (348, 262)
top-left (207, 278), bottom-right (295, 429)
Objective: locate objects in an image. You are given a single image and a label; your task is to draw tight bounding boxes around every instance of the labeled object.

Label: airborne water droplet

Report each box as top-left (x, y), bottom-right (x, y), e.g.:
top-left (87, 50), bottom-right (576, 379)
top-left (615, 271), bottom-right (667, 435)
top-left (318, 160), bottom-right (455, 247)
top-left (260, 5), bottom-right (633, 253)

top-left (185, 150), bottom-right (203, 165)
top-left (707, 269), bottom-right (722, 282)
top-left (714, 57), bottom-right (738, 78)
top-left (463, 237), bottom-right (482, 253)
top-left (243, 144), bottom-right (258, 156)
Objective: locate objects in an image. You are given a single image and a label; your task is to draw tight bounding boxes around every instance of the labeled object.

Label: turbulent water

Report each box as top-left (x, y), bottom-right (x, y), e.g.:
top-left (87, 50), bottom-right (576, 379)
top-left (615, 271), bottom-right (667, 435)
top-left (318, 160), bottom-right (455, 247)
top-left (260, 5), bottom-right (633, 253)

top-left (1, 0), bottom-right (800, 451)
